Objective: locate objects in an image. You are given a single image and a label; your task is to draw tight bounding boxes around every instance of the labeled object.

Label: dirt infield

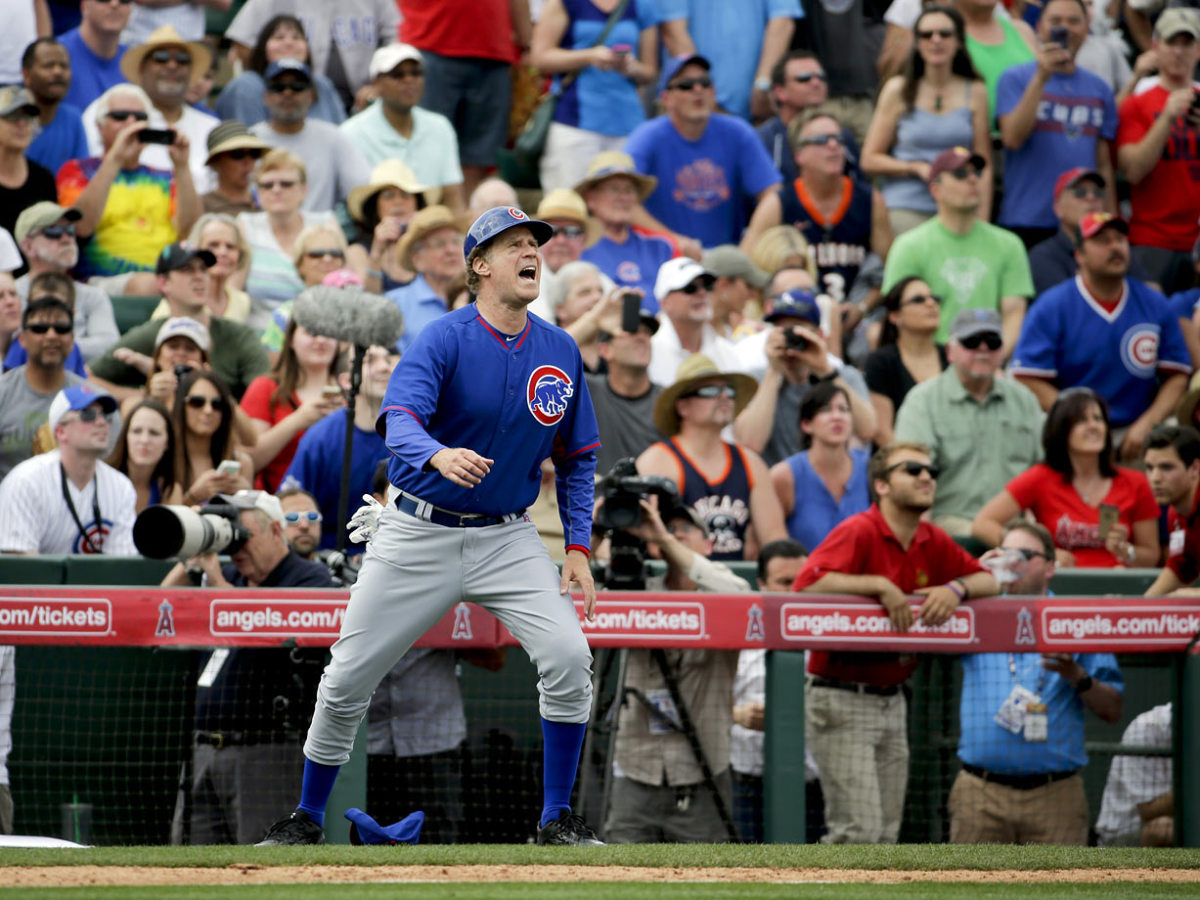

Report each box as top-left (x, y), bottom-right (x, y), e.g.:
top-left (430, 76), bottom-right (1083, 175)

top-left (8, 865), bottom-right (1200, 887)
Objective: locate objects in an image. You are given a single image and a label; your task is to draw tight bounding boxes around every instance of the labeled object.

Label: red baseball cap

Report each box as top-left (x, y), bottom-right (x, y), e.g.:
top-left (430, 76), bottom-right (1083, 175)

top-left (1053, 167), bottom-right (1106, 203)
top-left (1077, 211), bottom-right (1129, 243)
top-left (927, 146), bottom-right (986, 184)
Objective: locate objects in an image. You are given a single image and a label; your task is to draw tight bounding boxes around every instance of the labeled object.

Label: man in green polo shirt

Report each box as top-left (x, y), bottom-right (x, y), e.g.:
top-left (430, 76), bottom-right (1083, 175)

top-left (882, 147), bottom-right (1033, 356)
top-left (893, 308), bottom-right (1044, 536)
top-left (87, 242), bottom-right (268, 400)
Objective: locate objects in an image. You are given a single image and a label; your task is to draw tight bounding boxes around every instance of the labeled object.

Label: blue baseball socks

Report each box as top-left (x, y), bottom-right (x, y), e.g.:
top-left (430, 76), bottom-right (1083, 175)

top-left (297, 759), bottom-right (341, 827)
top-left (540, 718), bottom-right (587, 827)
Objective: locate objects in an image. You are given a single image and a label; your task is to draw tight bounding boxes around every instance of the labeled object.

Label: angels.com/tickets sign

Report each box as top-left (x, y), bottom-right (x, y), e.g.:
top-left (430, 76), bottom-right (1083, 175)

top-left (0, 588), bottom-right (1197, 653)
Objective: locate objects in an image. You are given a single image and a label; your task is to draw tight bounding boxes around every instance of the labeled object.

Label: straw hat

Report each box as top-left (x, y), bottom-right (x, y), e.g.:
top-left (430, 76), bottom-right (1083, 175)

top-left (653, 353), bottom-right (757, 437)
top-left (120, 25), bottom-right (212, 87)
top-left (395, 205), bottom-right (461, 270)
top-left (536, 188), bottom-right (600, 244)
top-left (348, 159), bottom-right (428, 224)
top-left (573, 151), bottom-right (657, 202)
top-left (204, 120), bottom-right (270, 166)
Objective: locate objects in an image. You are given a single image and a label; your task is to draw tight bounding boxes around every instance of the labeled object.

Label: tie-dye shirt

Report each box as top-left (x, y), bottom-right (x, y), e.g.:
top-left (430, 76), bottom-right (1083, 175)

top-left (57, 157), bottom-right (178, 278)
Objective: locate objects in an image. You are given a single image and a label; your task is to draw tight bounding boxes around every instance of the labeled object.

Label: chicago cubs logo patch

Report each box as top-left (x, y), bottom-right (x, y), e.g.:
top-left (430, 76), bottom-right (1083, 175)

top-left (508, 207), bottom-right (527, 220)
top-left (527, 365), bottom-right (574, 426)
top-left (1120, 324), bottom-right (1159, 377)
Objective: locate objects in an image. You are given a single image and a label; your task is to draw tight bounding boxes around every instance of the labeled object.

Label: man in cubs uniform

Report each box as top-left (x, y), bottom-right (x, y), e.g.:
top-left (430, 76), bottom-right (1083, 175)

top-left (1012, 212), bottom-right (1190, 462)
top-left (258, 207), bottom-right (604, 847)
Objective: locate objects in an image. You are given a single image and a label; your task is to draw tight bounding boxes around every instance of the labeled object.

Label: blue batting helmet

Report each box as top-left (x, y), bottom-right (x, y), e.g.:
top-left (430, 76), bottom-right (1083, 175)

top-left (463, 206), bottom-right (554, 260)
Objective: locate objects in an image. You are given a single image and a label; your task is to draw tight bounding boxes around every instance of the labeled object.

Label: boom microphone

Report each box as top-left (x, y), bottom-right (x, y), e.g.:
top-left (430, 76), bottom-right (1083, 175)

top-left (292, 285), bottom-right (405, 349)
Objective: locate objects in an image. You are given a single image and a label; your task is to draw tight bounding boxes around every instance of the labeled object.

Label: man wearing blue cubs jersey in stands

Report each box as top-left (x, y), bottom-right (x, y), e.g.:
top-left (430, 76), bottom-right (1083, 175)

top-left (577, 152), bottom-right (675, 314)
top-left (995, 0), bottom-right (1118, 247)
top-left (257, 206), bottom-right (605, 848)
top-left (1013, 212), bottom-right (1190, 462)
top-left (626, 55), bottom-right (782, 250)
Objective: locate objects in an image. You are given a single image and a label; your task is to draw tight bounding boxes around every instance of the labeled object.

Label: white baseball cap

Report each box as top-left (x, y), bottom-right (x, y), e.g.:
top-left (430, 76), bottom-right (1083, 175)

top-left (653, 257), bottom-right (714, 302)
top-left (369, 44), bottom-right (423, 79)
top-left (155, 316), bottom-right (211, 353)
top-left (48, 385), bottom-right (118, 431)
top-left (224, 490), bottom-right (285, 524)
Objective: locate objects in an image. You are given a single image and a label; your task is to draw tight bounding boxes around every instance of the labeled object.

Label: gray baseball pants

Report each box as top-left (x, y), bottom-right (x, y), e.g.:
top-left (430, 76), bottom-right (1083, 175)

top-left (304, 503), bottom-right (594, 766)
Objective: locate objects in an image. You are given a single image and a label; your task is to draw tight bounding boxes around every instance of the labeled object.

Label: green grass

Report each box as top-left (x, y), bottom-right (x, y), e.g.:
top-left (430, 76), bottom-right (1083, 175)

top-left (5, 885), bottom-right (1200, 900)
top-left (1, 843), bottom-right (1198, 870)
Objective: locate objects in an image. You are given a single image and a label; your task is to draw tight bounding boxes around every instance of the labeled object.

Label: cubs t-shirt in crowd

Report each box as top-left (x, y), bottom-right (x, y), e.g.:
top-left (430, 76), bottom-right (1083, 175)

top-left (625, 114), bottom-right (781, 248)
top-left (995, 62), bottom-right (1118, 230)
top-left (1005, 463), bottom-right (1159, 567)
top-left (580, 227), bottom-right (675, 314)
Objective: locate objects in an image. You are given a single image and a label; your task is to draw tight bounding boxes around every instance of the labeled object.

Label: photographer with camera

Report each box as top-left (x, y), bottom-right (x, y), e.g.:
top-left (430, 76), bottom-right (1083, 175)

top-left (602, 493), bottom-right (752, 843)
top-left (732, 276), bottom-right (876, 468)
top-left (159, 490), bottom-right (335, 845)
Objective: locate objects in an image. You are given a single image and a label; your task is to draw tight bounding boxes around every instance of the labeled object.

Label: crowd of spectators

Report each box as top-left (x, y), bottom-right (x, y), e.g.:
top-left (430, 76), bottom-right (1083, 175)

top-left (0, 0), bottom-right (1187, 849)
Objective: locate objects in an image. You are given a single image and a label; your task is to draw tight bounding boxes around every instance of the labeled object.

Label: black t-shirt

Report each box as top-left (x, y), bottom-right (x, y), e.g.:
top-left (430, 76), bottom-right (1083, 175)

top-left (863, 343), bottom-right (948, 416)
top-left (194, 550), bottom-right (336, 734)
top-left (1, 159), bottom-right (56, 274)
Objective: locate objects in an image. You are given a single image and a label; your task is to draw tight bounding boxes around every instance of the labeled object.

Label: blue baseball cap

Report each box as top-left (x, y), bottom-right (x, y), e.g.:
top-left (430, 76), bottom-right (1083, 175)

top-left (48, 386), bottom-right (118, 431)
top-left (765, 290), bottom-right (821, 326)
top-left (463, 206), bottom-right (554, 260)
top-left (659, 53), bottom-right (711, 94)
top-left (264, 58), bottom-right (312, 84)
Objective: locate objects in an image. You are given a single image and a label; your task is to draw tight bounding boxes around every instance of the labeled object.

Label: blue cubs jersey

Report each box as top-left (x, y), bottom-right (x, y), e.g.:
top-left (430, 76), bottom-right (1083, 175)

top-left (778, 175), bottom-right (874, 306)
top-left (379, 305), bottom-right (600, 551)
top-left (1011, 276), bottom-right (1191, 427)
top-left (1169, 287), bottom-right (1200, 322)
top-left (580, 227), bottom-right (675, 314)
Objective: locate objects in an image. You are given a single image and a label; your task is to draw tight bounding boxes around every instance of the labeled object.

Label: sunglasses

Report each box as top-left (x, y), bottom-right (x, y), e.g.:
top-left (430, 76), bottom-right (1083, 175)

top-left (669, 76), bottom-right (712, 91)
top-left (959, 332), bottom-right (1003, 351)
top-left (917, 27), bottom-right (956, 39)
top-left (66, 406), bottom-right (106, 424)
top-left (1013, 547), bottom-right (1053, 561)
top-left (886, 460), bottom-right (941, 479)
top-left (946, 165), bottom-right (982, 180)
top-left (220, 149), bottom-right (262, 161)
top-left (1069, 185), bottom-right (1104, 199)
top-left (798, 133), bottom-right (844, 149)
top-left (259, 178), bottom-right (298, 191)
top-left (149, 50), bottom-right (192, 66)
top-left (38, 224), bottom-right (76, 240)
top-left (106, 110), bottom-right (149, 122)
top-left (677, 278), bottom-right (713, 295)
top-left (305, 248), bottom-right (345, 260)
top-left (901, 293), bottom-right (941, 307)
top-left (284, 511), bottom-right (323, 524)
top-left (267, 81), bottom-right (310, 94)
top-left (185, 395), bottom-right (227, 412)
top-left (683, 384), bottom-right (737, 400)
top-left (791, 72), bottom-right (827, 83)
top-left (551, 224), bottom-right (586, 239)
top-left (26, 322), bottom-right (73, 334)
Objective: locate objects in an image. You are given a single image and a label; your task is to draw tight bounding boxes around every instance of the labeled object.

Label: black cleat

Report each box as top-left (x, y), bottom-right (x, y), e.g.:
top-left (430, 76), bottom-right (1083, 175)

top-left (256, 810), bottom-right (326, 846)
top-left (535, 810), bottom-right (605, 846)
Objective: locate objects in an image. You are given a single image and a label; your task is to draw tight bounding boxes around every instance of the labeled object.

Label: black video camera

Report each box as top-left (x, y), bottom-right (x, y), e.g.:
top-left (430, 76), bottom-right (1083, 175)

top-left (594, 458), bottom-right (680, 532)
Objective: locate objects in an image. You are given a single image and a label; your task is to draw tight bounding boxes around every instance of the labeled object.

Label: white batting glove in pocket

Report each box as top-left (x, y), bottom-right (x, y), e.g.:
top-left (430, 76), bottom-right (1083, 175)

top-left (347, 494), bottom-right (384, 543)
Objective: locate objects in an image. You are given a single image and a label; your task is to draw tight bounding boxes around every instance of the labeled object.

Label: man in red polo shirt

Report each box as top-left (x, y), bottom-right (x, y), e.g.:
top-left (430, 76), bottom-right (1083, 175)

top-left (792, 441), bottom-right (997, 843)
top-left (1144, 424), bottom-right (1200, 596)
